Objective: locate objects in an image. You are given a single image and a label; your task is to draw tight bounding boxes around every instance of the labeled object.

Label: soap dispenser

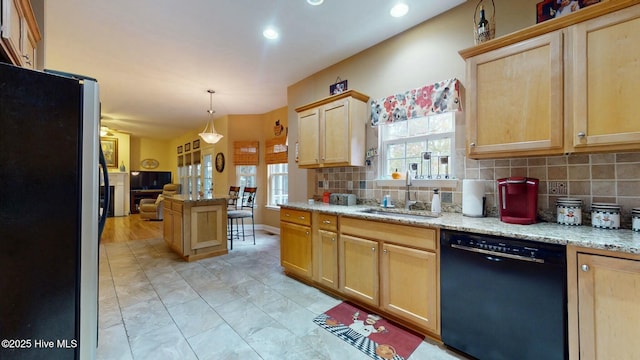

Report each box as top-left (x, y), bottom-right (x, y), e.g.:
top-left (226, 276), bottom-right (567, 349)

top-left (431, 189), bottom-right (441, 214)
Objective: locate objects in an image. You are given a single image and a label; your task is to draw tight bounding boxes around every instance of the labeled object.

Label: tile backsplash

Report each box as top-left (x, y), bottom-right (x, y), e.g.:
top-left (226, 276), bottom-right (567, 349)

top-left (313, 152), bottom-right (640, 228)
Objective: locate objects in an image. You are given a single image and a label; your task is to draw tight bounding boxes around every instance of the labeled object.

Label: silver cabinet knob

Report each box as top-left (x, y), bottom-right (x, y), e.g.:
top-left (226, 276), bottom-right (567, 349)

top-left (331, 238), bottom-right (335, 242)
top-left (322, 220), bottom-right (331, 224)
top-left (383, 249), bottom-right (388, 254)
top-left (470, 142), bottom-right (476, 147)
top-left (577, 132), bottom-right (586, 138)
top-left (581, 264), bottom-right (589, 272)
top-left (305, 231), bottom-right (309, 236)
top-left (371, 247), bottom-right (376, 252)
top-left (285, 213), bottom-right (290, 217)
top-left (299, 216), bottom-right (305, 220)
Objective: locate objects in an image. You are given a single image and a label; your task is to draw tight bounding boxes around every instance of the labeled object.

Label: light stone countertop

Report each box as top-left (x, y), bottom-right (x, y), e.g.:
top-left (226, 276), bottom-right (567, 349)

top-left (167, 194), bottom-right (228, 207)
top-left (281, 202), bottom-right (640, 255)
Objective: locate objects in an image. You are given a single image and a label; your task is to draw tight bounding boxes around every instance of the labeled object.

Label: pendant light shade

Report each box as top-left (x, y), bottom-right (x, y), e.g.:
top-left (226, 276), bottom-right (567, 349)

top-left (199, 90), bottom-right (223, 144)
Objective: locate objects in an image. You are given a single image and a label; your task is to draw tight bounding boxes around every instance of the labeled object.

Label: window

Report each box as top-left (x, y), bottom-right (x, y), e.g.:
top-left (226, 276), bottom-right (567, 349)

top-left (268, 163), bottom-right (288, 206)
top-left (203, 153), bottom-right (213, 195)
top-left (379, 112), bottom-right (455, 179)
top-left (236, 165), bottom-right (256, 189)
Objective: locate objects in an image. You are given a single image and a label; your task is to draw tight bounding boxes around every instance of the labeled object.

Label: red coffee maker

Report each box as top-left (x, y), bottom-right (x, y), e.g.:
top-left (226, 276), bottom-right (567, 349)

top-left (497, 177), bottom-right (539, 224)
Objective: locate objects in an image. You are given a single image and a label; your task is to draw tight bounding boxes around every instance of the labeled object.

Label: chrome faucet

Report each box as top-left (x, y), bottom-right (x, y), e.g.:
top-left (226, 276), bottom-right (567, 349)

top-left (405, 170), bottom-right (417, 210)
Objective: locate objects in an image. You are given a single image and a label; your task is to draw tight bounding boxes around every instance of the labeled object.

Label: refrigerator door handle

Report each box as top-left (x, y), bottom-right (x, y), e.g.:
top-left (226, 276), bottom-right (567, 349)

top-left (98, 146), bottom-right (109, 240)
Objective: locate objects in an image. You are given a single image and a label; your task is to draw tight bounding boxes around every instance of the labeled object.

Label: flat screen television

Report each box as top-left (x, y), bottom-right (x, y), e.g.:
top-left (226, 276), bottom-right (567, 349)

top-left (130, 171), bottom-right (172, 190)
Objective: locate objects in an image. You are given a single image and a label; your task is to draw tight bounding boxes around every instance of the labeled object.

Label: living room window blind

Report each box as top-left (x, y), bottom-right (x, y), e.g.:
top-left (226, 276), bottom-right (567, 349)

top-left (233, 141), bottom-right (259, 165)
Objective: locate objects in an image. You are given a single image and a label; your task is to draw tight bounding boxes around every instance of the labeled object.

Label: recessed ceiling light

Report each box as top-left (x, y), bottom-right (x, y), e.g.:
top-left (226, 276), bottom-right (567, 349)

top-left (390, 3), bottom-right (409, 17)
top-left (263, 27), bottom-right (279, 40)
top-left (307, 0), bottom-right (324, 5)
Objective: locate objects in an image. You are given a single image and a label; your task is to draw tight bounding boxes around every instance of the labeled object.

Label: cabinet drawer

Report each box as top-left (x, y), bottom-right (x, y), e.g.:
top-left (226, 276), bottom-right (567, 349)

top-left (341, 217), bottom-right (437, 251)
top-left (280, 208), bottom-right (311, 226)
top-left (318, 213), bottom-right (338, 231)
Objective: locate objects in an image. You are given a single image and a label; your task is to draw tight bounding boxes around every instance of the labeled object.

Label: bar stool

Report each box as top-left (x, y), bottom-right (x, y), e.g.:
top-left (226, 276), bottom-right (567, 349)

top-left (227, 187), bottom-right (257, 250)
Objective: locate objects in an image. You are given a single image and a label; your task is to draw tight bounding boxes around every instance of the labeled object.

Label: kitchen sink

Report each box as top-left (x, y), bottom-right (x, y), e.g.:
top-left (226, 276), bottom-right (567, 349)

top-left (358, 208), bottom-right (440, 220)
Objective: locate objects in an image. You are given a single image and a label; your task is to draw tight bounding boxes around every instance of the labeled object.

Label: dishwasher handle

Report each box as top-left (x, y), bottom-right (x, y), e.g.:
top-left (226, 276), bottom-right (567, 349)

top-left (450, 243), bottom-right (544, 264)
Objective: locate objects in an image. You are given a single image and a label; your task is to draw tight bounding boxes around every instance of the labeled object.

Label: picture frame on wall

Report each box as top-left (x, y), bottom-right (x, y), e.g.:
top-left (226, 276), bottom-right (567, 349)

top-left (177, 145), bottom-right (183, 154)
top-left (330, 79), bottom-right (348, 95)
top-left (193, 139), bottom-right (200, 150)
top-left (100, 138), bottom-right (118, 168)
top-left (185, 142), bottom-right (191, 152)
top-left (537, 0), bottom-right (601, 23)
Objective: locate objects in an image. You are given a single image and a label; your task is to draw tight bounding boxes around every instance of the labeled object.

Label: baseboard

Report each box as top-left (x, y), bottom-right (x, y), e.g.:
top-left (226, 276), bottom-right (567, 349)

top-left (257, 224), bottom-right (280, 235)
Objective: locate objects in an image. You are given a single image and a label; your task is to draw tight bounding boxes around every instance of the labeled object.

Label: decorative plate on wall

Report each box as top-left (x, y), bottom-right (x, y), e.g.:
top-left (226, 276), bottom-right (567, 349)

top-left (140, 158), bottom-right (159, 169)
top-left (215, 152), bottom-right (225, 173)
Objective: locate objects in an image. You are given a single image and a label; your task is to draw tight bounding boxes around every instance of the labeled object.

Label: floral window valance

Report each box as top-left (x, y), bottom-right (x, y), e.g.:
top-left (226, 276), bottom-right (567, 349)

top-left (371, 78), bottom-right (461, 126)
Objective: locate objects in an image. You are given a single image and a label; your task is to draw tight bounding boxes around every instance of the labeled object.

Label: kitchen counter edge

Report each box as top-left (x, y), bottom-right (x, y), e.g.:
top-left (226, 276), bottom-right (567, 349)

top-left (280, 203), bottom-right (640, 255)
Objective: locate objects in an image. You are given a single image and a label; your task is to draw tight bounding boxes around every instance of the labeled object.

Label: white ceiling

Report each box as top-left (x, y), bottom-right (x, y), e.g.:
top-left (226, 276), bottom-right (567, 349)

top-left (43, 0), bottom-right (465, 139)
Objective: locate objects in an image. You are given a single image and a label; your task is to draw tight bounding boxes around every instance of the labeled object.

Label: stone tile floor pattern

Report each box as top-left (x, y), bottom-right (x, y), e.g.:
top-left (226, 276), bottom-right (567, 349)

top-left (98, 231), bottom-right (468, 359)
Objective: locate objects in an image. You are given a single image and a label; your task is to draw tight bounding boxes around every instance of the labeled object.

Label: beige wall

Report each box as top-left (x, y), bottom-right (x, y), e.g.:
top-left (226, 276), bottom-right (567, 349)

top-left (286, 0), bottom-right (541, 203)
top-left (155, 107), bottom-right (288, 229)
top-left (130, 137), bottom-right (173, 172)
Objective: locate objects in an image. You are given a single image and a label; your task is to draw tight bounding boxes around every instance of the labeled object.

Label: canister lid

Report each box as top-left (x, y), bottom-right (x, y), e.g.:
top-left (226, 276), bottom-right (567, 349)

top-left (632, 207), bottom-right (640, 214)
top-left (557, 198), bottom-right (582, 205)
top-left (591, 202), bottom-right (621, 211)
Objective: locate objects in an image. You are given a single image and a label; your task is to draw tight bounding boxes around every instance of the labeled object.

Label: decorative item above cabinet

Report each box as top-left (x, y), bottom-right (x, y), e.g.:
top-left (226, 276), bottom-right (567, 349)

top-left (295, 90), bottom-right (369, 169)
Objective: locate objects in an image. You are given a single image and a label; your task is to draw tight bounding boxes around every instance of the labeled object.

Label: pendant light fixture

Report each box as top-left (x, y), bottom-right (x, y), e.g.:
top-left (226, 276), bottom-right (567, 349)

top-left (199, 89), bottom-right (223, 144)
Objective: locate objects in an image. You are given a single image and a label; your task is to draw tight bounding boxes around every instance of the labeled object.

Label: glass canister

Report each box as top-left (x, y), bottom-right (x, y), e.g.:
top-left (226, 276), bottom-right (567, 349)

top-left (557, 198), bottom-right (582, 226)
top-left (632, 208), bottom-right (640, 232)
top-left (591, 203), bottom-right (621, 229)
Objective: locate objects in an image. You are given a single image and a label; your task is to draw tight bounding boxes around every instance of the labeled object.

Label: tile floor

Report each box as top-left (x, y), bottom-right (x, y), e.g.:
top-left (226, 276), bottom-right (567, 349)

top-left (97, 231), bottom-right (468, 359)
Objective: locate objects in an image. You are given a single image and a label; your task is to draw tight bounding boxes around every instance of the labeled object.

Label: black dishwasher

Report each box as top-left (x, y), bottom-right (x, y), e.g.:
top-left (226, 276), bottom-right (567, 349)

top-left (440, 230), bottom-right (567, 360)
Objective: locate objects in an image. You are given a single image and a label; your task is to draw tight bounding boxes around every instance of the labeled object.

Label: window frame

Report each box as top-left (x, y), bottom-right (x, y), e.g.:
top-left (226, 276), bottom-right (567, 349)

top-left (267, 163), bottom-right (288, 206)
top-left (378, 112), bottom-right (456, 180)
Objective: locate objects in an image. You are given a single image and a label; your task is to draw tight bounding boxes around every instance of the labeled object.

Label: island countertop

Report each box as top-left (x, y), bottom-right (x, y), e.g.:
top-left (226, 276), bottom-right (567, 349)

top-left (167, 194), bottom-right (228, 207)
top-left (280, 202), bottom-right (640, 255)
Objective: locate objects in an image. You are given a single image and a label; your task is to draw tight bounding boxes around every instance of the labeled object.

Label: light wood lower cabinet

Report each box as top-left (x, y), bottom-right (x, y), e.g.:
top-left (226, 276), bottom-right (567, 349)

top-left (568, 246), bottom-right (640, 359)
top-left (339, 234), bottom-right (379, 307)
top-left (317, 229), bottom-right (338, 289)
top-left (340, 217), bottom-right (439, 335)
top-left (280, 208), bottom-right (312, 279)
top-left (381, 243), bottom-right (438, 334)
top-left (162, 197), bottom-right (228, 261)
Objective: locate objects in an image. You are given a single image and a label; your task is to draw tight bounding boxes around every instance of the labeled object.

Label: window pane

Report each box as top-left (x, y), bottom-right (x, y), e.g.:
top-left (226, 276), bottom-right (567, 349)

top-left (385, 121), bottom-right (407, 140)
top-left (387, 143), bottom-right (405, 159)
top-left (429, 112), bottom-right (454, 133)
top-left (408, 116), bottom-right (429, 135)
top-left (406, 141), bottom-right (425, 158)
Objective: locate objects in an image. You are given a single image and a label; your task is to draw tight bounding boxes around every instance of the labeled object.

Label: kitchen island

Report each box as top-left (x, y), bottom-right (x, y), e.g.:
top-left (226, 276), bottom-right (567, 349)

top-left (163, 195), bottom-right (228, 261)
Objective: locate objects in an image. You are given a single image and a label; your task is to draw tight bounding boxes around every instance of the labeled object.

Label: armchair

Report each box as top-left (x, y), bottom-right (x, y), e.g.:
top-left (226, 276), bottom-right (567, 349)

top-left (139, 184), bottom-right (180, 220)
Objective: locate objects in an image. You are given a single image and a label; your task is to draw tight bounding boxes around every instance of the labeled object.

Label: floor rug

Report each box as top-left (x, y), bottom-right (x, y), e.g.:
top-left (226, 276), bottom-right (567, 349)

top-left (313, 302), bottom-right (424, 360)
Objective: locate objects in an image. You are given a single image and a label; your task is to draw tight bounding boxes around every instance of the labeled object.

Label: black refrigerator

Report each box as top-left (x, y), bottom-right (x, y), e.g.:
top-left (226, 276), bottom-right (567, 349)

top-left (0, 62), bottom-right (108, 359)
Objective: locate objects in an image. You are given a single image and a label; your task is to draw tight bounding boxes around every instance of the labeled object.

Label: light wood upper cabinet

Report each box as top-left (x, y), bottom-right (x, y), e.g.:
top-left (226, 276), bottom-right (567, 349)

top-left (569, 248), bottom-right (640, 360)
top-left (295, 90), bottom-right (369, 168)
top-left (1, 0), bottom-right (40, 68)
top-left (465, 31), bottom-right (564, 159)
top-left (461, 2), bottom-right (640, 158)
top-left (568, 5), bottom-right (640, 152)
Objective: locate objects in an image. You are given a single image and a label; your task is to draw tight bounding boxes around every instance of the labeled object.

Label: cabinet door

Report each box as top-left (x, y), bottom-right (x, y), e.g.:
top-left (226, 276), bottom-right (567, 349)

top-left (466, 31), bottom-right (564, 158)
top-left (280, 221), bottom-right (312, 278)
top-left (381, 243), bottom-right (438, 334)
top-left (339, 234), bottom-right (379, 306)
top-left (1, 0), bottom-right (22, 64)
top-left (171, 209), bottom-right (183, 253)
top-left (163, 208), bottom-right (173, 246)
top-left (569, 5), bottom-right (640, 152)
top-left (577, 253), bottom-right (640, 359)
top-left (322, 98), bottom-right (350, 165)
top-left (298, 108), bottom-right (320, 166)
top-left (317, 229), bottom-right (338, 290)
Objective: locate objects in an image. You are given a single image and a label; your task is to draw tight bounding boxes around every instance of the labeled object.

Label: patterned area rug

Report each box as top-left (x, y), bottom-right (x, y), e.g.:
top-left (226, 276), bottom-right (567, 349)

top-left (314, 302), bottom-right (424, 360)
